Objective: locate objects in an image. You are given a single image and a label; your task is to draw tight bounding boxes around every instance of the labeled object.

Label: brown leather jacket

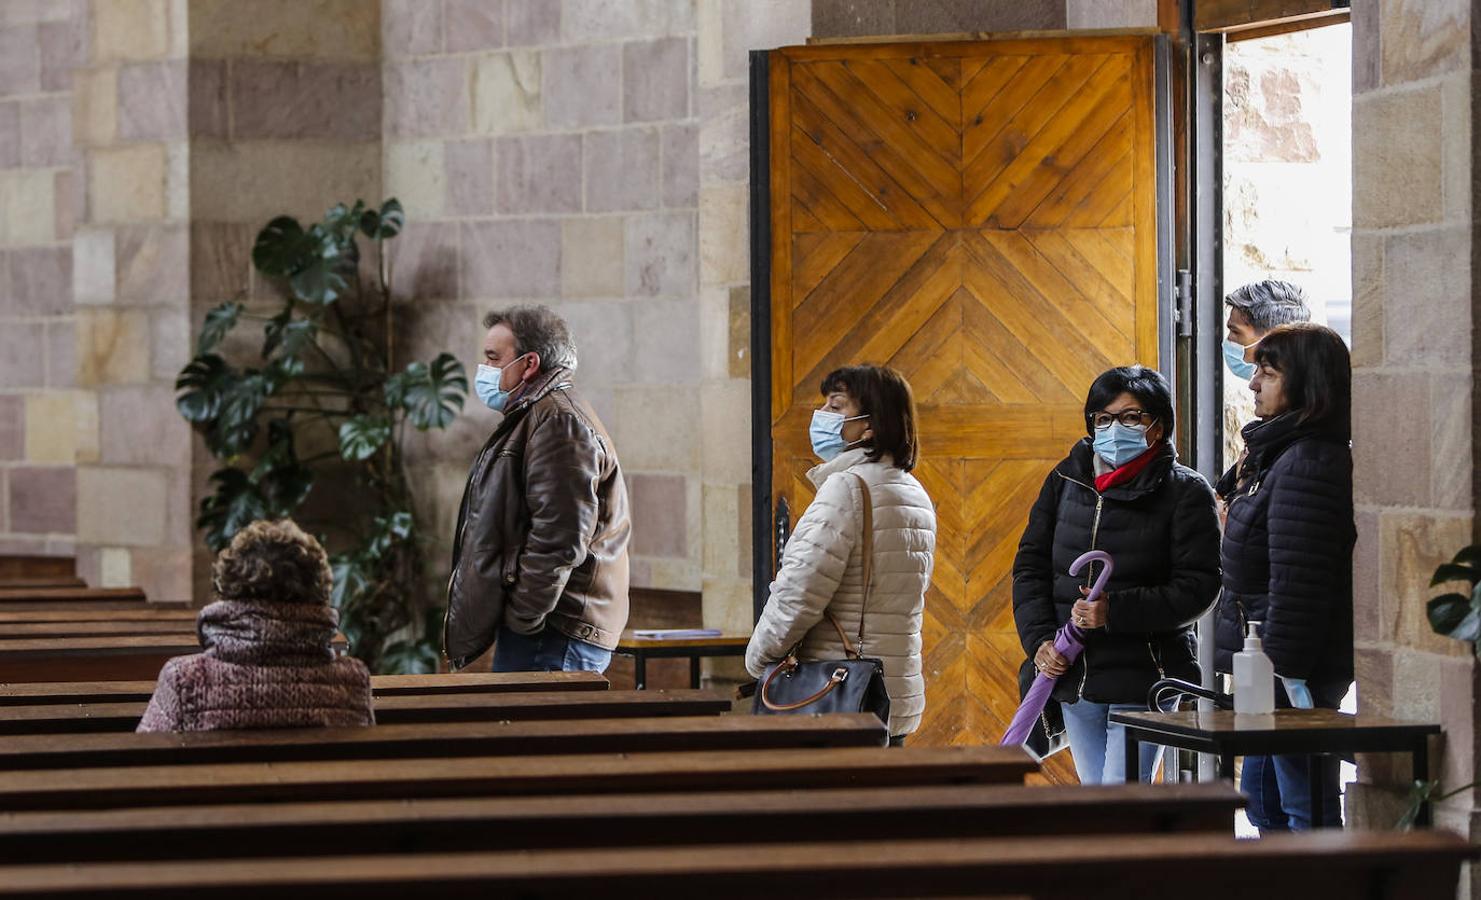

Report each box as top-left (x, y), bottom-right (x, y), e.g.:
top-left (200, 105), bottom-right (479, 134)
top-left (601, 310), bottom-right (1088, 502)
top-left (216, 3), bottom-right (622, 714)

top-left (443, 368), bottom-right (631, 667)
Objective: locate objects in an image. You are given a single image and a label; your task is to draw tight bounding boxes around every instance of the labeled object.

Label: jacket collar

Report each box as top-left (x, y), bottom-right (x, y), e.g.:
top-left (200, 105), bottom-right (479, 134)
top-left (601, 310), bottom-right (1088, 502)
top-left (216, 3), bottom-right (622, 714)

top-left (504, 365), bottom-right (572, 415)
top-left (1058, 438), bottom-right (1176, 499)
top-left (806, 447), bottom-right (881, 488)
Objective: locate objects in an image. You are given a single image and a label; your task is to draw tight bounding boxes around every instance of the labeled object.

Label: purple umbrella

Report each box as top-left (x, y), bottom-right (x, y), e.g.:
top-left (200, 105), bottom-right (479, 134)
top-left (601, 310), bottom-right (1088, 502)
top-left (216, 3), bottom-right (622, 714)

top-left (1000, 549), bottom-right (1114, 748)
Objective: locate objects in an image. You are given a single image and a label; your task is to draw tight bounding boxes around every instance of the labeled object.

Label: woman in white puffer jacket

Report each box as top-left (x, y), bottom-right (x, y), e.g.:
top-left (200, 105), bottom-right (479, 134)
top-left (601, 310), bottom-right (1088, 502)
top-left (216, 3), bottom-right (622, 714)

top-left (746, 365), bottom-right (937, 742)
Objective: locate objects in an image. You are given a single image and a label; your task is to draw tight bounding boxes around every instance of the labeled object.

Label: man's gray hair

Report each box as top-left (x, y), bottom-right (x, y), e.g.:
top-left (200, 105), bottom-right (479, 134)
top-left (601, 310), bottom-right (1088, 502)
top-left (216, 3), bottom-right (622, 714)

top-left (1225, 280), bottom-right (1312, 332)
top-left (483, 305), bottom-right (579, 373)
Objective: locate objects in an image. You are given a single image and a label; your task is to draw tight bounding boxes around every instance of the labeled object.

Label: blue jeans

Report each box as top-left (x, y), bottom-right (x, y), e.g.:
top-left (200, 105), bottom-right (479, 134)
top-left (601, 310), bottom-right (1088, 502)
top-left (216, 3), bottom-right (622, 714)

top-left (1242, 753), bottom-right (1341, 831)
top-left (491, 626), bottom-right (612, 673)
top-left (1061, 699), bottom-right (1165, 784)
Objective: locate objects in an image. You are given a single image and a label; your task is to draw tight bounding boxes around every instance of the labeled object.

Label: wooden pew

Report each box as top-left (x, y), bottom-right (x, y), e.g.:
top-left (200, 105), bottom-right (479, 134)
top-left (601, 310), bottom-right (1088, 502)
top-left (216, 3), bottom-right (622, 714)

top-left (0, 621), bottom-right (196, 638)
top-left (0, 634), bottom-right (196, 682)
top-left (0, 714), bottom-right (886, 769)
top-left (0, 608), bottom-right (197, 624)
top-left (0, 672), bottom-right (609, 706)
top-left (0, 587), bottom-right (148, 605)
top-left (0, 746), bottom-right (1037, 811)
top-left (0, 782), bottom-right (1243, 864)
top-left (0, 556), bottom-right (81, 590)
top-left (0, 689), bottom-right (733, 734)
top-left (0, 831), bottom-right (1468, 899)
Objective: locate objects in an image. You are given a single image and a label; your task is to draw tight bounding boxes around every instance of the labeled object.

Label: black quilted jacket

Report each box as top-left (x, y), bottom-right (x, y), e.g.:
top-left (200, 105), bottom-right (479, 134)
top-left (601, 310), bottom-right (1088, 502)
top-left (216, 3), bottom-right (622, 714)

top-left (1012, 440), bottom-right (1222, 705)
top-left (1214, 415), bottom-right (1355, 690)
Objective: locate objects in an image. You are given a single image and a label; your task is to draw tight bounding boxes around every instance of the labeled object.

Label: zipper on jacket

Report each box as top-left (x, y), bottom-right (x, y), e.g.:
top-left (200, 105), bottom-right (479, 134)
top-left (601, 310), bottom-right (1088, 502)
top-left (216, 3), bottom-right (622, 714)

top-left (1147, 641), bottom-right (1165, 679)
top-left (1057, 472), bottom-right (1104, 703)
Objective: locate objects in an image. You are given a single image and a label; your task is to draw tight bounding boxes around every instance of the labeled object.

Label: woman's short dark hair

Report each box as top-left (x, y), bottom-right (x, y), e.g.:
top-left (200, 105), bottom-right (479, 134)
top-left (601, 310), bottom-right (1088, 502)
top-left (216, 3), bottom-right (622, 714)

top-left (819, 365), bottom-right (919, 471)
top-left (212, 519), bottom-right (333, 606)
top-left (1252, 322), bottom-right (1351, 438)
top-left (1083, 365), bottom-right (1175, 437)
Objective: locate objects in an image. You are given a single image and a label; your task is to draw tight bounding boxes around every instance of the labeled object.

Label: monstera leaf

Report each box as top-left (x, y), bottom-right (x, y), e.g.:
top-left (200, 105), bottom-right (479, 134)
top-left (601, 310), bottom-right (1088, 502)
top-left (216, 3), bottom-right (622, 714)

top-left (338, 415), bottom-right (392, 462)
top-left (175, 354), bottom-right (234, 423)
top-left (386, 353), bottom-right (467, 430)
top-left (197, 468), bottom-right (270, 551)
top-left (197, 302), bottom-right (243, 355)
top-left (252, 216), bottom-right (311, 277)
top-left (1428, 545), bottom-right (1481, 646)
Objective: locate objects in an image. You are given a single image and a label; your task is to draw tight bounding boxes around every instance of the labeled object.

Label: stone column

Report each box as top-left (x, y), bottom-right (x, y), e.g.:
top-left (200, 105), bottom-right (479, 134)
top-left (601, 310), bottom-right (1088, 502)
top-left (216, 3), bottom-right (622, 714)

top-left (1345, 0), bottom-right (1480, 869)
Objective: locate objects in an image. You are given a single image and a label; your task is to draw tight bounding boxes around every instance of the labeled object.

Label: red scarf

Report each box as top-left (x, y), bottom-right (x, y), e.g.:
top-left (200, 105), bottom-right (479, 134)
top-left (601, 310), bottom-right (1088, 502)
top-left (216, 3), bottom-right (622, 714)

top-left (1095, 443), bottom-right (1163, 493)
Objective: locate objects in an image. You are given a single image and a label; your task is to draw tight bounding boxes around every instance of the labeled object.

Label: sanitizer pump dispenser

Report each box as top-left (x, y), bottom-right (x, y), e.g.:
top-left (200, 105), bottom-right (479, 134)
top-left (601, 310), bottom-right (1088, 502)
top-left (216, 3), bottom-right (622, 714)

top-left (1233, 621), bottom-right (1275, 715)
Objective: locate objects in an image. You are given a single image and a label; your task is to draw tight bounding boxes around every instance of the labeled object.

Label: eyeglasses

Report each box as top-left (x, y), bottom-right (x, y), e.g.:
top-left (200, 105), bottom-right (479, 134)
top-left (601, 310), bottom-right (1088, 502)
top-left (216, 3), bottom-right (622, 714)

top-left (1088, 409), bottom-right (1156, 430)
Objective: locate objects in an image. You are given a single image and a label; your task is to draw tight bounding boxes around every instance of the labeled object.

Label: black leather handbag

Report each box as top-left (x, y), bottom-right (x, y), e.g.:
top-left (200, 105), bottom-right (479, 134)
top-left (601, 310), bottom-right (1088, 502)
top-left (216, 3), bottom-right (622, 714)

top-left (753, 475), bottom-right (891, 731)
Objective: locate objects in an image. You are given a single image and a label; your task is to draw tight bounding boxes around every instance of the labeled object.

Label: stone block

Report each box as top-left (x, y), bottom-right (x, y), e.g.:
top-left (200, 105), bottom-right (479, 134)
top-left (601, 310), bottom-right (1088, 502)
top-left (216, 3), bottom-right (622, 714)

top-left (0, 395), bottom-right (20, 459)
top-left (584, 127), bottom-right (659, 212)
top-left (460, 219), bottom-right (561, 298)
top-left (1430, 374), bottom-right (1472, 511)
top-left (90, 145), bottom-right (167, 224)
top-left (188, 60), bottom-right (228, 138)
top-left (37, 18), bottom-right (84, 92)
top-left (728, 284), bottom-right (750, 379)
top-left (46, 321), bottom-right (75, 388)
top-left (702, 574), bottom-right (753, 635)
top-left (189, 142), bottom-right (380, 224)
top-left (1380, 0), bottom-right (1467, 85)
top-left (610, 384), bottom-right (700, 472)
top-left (1352, 86), bottom-right (1442, 228)
top-left (700, 184), bottom-right (746, 285)
top-left (0, 25), bottom-right (40, 95)
top-left (712, 0), bottom-right (811, 83)
top-left (697, 286), bottom-right (728, 380)
top-left (92, 0), bottom-right (168, 62)
top-left (117, 62), bottom-right (187, 141)
top-left (97, 547), bottom-right (131, 588)
top-left (701, 378), bottom-right (750, 483)
top-left (1352, 507), bottom-right (1382, 642)
top-left (630, 472), bottom-right (689, 558)
top-left (631, 298), bottom-right (699, 384)
top-left (445, 0), bottom-right (505, 52)
top-left (1383, 511), bottom-right (1475, 658)
top-left (553, 298), bottom-right (632, 384)
top-left (383, 0), bottom-right (442, 57)
top-left (701, 480), bottom-right (738, 575)
top-left (116, 224), bottom-right (189, 304)
top-left (8, 465), bottom-right (75, 534)
top-left (230, 60), bottom-right (381, 141)
top-left (1352, 372), bottom-right (1429, 507)
top-left (1382, 227), bottom-right (1469, 367)
top-left (444, 139), bottom-right (494, 216)
top-left (623, 37), bottom-right (689, 123)
top-left (0, 170), bottom-right (56, 245)
top-left (0, 102), bottom-right (17, 167)
top-left (188, 221), bottom-right (252, 300)
top-left (387, 220), bottom-right (460, 301)
top-left (0, 321), bottom-right (45, 388)
top-left (543, 44), bottom-right (621, 129)
top-left (23, 391), bottom-right (83, 463)
top-left (386, 140), bottom-right (447, 220)
top-left (128, 545), bottom-right (195, 604)
top-left (1349, 233), bottom-right (1382, 368)
top-left (1441, 73), bottom-right (1468, 223)
top-left (661, 123), bottom-right (698, 208)
top-left (149, 309), bottom-right (189, 380)
top-left (495, 133), bottom-right (581, 214)
top-left (77, 309), bottom-right (151, 386)
top-left (7, 246), bottom-right (72, 315)
top-left (77, 465), bottom-right (168, 546)
top-left (1350, 0), bottom-right (1378, 94)
top-left (563, 0), bottom-right (693, 41)
top-left (100, 385), bottom-right (191, 467)
top-left (809, 0), bottom-right (895, 38)
top-left (1065, 0), bottom-right (1156, 29)
top-left (19, 97), bottom-right (71, 167)
top-left (560, 217), bottom-right (624, 298)
top-left (1392, 647), bottom-right (1443, 723)
top-left (507, 0), bottom-right (561, 45)
top-left (387, 58), bottom-right (470, 138)
top-left (52, 170), bottom-right (73, 240)
top-left (73, 68), bottom-right (118, 149)
top-left (626, 211), bottom-right (696, 298)
top-left (188, 0), bottom-right (380, 62)
top-left (1437, 653), bottom-right (1479, 789)
top-left (472, 50), bottom-right (541, 134)
top-left (165, 142), bottom-right (188, 222)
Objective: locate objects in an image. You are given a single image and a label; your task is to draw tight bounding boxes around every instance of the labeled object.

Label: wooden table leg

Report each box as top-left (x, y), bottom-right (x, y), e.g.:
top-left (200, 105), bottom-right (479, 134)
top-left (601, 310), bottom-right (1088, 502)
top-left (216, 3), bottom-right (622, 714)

top-left (1123, 729), bottom-right (1140, 783)
top-left (634, 653), bottom-right (647, 691)
top-left (1309, 755), bottom-right (1327, 829)
top-left (689, 656), bottom-right (701, 689)
top-left (1219, 752), bottom-right (1235, 781)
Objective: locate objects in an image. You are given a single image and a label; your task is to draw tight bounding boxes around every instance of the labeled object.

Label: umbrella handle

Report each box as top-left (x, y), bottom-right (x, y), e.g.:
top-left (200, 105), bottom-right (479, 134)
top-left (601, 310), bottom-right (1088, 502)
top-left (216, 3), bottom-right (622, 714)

top-left (1069, 550), bottom-right (1114, 604)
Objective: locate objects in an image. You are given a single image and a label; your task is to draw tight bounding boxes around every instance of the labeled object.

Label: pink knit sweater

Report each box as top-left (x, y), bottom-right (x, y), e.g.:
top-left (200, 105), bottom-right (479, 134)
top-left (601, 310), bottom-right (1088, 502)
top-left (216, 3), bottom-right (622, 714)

top-left (137, 599), bottom-right (374, 732)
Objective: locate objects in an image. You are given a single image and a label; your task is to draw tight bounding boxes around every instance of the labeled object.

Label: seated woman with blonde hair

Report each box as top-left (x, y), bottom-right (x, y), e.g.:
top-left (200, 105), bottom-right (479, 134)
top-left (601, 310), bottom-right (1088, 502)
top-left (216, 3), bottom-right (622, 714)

top-left (138, 519), bottom-right (374, 732)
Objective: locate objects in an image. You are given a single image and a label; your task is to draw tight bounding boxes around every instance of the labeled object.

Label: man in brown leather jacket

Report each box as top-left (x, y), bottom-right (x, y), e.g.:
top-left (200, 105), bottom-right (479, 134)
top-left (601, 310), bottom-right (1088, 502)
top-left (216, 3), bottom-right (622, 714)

top-left (443, 305), bottom-right (630, 672)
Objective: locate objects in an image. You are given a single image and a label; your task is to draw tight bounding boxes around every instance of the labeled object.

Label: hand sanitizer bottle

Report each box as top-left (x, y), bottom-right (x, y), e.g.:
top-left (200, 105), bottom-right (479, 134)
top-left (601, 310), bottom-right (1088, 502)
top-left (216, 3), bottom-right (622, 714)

top-left (1233, 621), bottom-right (1275, 715)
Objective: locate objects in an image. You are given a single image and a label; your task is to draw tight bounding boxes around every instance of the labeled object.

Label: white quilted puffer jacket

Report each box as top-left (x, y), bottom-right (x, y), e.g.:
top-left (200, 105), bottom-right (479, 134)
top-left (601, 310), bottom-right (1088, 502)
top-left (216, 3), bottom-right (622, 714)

top-left (746, 447), bottom-right (937, 737)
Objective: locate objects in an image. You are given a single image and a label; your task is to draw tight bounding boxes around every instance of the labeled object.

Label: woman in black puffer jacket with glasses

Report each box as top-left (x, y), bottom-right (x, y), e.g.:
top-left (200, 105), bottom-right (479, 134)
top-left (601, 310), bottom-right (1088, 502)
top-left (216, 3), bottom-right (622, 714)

top-left (1215, 323), bottom-right (1355, 832)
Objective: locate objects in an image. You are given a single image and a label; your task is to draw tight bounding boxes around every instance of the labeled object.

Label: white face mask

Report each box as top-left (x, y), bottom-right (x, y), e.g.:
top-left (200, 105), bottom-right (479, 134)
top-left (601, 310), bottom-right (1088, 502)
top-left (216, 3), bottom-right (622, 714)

top-left (475, 359), bottom-right (524, 412)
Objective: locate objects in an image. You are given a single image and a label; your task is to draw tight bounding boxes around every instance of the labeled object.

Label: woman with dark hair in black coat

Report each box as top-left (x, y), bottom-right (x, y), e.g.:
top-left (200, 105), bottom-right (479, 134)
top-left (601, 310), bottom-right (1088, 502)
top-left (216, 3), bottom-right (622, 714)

top-left (1013, 366), bottom-right (1222, 784)
top-left (1215, 322), bottom-right (1355, 831)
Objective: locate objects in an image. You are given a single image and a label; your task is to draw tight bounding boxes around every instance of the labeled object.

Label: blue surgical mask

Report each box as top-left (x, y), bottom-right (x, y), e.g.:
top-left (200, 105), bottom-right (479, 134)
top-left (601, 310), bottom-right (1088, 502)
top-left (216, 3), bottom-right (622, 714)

top-left (1093, 422), bottom-right (1150, 468)
top-left (1223, 339), bottom-right (1258, 381)
top-left (475, 363), bottom-right (512, 412)
top-left (809, 409), bottom-right (868, 462)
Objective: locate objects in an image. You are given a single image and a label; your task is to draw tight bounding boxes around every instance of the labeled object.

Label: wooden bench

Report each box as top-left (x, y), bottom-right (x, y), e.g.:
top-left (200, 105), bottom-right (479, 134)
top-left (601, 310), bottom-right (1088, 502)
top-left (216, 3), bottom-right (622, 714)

top-left (0, 746), bottom-right (1037, 811)
top-left (0, 634), bottom-right (198, 682)
top-left (0, 621), bottom-right (197, 638)
top-left (0, 556), bottom-right (81, 590)
top-left (0, 587), bottom-right (148, 605)
top-left (0, 672), bottom-right (608, 706)
top-left (0, 831), bottom-right (1467, 898)
top-left (0, 689), bottom-right (733, 735)
top-left (0, 714), bottom-right (886, 769)
top-left (0, 608), bottom-right (197, 624)
top-left (0, 782), bottom-right (1242, 864)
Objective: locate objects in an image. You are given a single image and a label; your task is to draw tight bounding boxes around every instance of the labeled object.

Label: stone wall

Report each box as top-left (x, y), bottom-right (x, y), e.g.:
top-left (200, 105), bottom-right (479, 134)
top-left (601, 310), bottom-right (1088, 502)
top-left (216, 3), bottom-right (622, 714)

top-left (0, 0), bottom-right (84, 560)
top-left (1345, 0), bottom-right (1480, 871)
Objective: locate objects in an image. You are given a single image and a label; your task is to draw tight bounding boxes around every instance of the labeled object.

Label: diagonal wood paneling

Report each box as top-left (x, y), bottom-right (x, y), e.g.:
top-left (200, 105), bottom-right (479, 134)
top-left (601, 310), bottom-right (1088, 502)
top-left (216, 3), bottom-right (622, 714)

top-left (768, 37), bottom-right (1159, 782)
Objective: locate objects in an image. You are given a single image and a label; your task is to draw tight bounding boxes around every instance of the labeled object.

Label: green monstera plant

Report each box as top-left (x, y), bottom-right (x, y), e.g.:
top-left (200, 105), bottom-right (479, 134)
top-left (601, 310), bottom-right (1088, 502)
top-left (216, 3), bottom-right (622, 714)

top-left (176, 198), bottom-right (467, 674)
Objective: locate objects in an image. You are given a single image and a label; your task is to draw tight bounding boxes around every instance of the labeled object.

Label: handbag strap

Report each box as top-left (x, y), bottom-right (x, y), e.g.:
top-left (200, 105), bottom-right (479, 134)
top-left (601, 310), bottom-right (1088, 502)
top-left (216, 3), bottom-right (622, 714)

top-left (758, 660), bottom-right (853, 711)
top-left (823, 473), bottom-right (873, 658)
